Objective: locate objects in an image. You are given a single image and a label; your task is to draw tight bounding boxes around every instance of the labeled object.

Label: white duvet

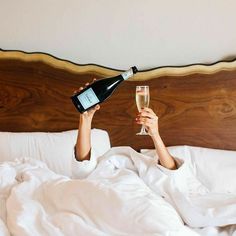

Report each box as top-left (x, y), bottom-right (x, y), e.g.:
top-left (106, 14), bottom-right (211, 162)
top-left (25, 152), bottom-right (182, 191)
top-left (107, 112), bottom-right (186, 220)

top-left (0, 146), bottom-right (236, 236)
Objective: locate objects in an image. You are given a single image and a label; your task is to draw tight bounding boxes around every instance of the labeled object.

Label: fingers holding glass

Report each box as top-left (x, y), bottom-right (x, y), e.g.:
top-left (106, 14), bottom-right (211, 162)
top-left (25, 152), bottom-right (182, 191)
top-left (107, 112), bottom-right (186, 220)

top-left (136, 113), bottom-right (159, 136)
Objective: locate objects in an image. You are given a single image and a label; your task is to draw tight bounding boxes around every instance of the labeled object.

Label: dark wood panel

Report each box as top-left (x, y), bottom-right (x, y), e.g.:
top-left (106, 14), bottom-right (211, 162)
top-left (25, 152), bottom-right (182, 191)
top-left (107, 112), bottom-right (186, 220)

top-left (1, 51), bottom-right (236, 151)
top-left (94, 72), bottom-right (236, 150)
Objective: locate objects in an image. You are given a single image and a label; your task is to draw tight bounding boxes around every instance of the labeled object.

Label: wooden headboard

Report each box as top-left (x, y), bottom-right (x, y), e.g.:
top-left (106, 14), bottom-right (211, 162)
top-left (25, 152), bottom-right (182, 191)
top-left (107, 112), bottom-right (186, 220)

top-left (1, 49), bottom-right (236, 151)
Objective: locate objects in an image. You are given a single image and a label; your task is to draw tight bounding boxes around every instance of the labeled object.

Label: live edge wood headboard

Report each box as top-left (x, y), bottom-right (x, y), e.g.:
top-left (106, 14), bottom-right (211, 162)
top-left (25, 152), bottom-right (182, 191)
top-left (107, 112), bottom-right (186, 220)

top-left (1, 49), bottom-right (236, 151)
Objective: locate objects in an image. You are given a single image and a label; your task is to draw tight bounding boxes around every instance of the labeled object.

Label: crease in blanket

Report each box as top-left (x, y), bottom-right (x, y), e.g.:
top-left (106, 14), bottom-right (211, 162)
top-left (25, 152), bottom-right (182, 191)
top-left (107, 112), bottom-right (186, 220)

top-left (1, 149), bottom-right (198, 236)
top-left (1, 147), bottom-right (235, 235)
top-left (137, 152), bottom-right (236, 228)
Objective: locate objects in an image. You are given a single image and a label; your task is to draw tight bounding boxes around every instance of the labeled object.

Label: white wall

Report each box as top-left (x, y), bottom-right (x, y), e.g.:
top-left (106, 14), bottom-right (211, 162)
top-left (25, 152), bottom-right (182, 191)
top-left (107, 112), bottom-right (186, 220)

top-left (0, 0), bottom-right (236, 70)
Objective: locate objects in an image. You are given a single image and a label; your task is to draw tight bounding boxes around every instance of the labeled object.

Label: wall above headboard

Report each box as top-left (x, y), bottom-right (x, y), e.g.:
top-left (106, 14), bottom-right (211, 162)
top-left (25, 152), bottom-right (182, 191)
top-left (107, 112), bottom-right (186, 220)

top-left (0, 0), bottom-right (236, 69)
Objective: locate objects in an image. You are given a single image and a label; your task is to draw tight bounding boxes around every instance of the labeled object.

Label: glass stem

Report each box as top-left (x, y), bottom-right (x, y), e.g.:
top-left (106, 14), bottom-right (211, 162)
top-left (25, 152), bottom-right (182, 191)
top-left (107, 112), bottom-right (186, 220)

top-left (140, 125), bottom-right (146, 133)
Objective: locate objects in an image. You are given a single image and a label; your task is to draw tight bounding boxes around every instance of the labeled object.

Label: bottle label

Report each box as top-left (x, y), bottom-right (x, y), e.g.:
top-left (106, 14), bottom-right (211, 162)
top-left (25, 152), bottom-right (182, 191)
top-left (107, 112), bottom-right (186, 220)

top-left (77, 88), bottom-right (100, 110)
top-left (121, 68), bottom-right (133, 80)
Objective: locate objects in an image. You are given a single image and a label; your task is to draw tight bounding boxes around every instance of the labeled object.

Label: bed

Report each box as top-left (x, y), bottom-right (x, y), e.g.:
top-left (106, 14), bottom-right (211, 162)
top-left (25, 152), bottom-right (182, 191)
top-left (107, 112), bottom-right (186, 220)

top-left (0, 49), bottom-right (236, 236)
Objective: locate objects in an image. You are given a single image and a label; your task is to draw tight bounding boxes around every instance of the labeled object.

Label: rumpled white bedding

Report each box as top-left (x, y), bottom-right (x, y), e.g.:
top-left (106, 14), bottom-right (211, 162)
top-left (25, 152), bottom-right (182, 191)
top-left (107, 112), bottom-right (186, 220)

top-left (144, 159), bottom-right (236, 227)
top-left (1, 146), bottom-right (236, 236)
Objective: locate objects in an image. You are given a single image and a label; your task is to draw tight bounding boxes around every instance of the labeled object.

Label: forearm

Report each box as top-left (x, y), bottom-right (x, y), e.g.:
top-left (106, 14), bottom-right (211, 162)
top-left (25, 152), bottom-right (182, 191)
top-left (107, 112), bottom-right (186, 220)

top-left (75, 116), bottom-right (92, 161)
top-left (152, 134), bottom-right (177, 170)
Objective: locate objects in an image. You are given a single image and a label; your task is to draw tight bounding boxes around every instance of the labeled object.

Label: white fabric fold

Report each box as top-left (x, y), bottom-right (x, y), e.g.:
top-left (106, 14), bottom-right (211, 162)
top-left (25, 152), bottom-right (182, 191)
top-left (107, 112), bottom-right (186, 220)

top-left (1, 146), bottom-right (236, 235)
top-left (71, 147), bottom-right (100, 179)
top-left (0, 148), bottom-right (199, 236)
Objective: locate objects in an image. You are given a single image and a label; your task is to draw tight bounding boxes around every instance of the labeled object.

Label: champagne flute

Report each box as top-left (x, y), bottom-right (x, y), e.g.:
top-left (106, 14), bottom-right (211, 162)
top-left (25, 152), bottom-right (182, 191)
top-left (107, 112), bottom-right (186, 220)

top-left (136, 86), bottom-right (150, 135)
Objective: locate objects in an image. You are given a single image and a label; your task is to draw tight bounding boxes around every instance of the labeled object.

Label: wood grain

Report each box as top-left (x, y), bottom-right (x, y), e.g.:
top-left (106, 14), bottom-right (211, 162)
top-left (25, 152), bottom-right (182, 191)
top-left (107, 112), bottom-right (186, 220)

top-left (1, 50), bottom-right (236, 151)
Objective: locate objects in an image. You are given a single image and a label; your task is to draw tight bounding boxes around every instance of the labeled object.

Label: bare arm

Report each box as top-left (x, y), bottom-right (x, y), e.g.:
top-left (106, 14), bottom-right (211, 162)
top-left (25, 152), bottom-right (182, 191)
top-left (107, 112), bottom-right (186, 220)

top-left (74, 81), bottom-right (100, 161)
top-left (136, 108), bottom-right (177, 170)
top-left (75, 114), bottom-right (91, 161)
top-left (151, 133), bottom-right (177, 170)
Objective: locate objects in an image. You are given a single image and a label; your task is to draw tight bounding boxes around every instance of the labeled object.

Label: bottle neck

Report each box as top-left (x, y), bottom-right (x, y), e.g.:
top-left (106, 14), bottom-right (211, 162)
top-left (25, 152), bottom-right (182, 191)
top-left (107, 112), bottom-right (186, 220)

top-left (121, 68), bottom-right (134, 81)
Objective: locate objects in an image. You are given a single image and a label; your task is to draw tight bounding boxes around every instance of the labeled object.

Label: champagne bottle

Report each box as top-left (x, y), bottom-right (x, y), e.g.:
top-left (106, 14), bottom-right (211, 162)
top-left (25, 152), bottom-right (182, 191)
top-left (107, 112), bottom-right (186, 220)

top-left (71, 66), bottom-right (138, 113)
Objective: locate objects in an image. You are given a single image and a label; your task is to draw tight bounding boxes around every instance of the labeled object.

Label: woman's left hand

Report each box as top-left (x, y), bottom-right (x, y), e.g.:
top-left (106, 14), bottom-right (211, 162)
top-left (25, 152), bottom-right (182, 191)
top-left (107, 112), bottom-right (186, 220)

top-left (135, 108), bottom-right (159, 137)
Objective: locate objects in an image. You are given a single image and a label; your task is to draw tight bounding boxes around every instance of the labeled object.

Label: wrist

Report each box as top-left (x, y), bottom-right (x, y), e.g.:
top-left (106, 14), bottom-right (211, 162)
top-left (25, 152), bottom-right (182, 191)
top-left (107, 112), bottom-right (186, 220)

top-left (151, 132), bottom-right (162, 144)
top-left (80, 114), bottom-right (93, 124)
top-left (79, 115), bottom-right (93, 130)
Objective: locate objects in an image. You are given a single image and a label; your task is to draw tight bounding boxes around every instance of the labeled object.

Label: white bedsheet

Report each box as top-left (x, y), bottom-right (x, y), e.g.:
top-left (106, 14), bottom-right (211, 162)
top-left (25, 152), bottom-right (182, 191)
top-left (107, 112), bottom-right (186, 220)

top-left (0, 146), bottom-right (235, 235)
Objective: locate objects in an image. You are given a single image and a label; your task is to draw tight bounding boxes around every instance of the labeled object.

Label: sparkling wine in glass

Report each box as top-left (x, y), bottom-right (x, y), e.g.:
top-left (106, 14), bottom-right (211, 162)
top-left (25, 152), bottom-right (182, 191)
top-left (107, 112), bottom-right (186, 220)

top-left (136, 86), bottom-right (150, 135)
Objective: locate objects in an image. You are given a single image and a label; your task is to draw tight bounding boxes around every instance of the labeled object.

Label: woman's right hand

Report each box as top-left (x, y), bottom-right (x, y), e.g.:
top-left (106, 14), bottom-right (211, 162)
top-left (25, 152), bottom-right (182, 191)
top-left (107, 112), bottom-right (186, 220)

top-left (135, 107), bottom-right (159, 137)
top-left (74, 79), bottom-right (100, 122)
